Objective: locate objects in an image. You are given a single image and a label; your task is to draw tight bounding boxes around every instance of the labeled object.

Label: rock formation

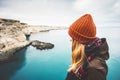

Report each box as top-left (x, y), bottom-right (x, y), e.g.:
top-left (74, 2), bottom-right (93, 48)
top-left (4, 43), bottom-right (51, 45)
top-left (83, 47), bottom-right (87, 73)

top-left (31, 40), bottom-right (54, 50)
top-left (0, 18), bottom-right (30, 62)
top-left (0, 18), bottom-right (67, 63)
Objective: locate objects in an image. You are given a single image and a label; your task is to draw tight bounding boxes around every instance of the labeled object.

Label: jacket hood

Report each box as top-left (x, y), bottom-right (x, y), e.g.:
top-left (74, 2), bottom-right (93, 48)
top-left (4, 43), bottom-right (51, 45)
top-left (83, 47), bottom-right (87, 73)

top-left (85, 38), bottom-right (109, 60)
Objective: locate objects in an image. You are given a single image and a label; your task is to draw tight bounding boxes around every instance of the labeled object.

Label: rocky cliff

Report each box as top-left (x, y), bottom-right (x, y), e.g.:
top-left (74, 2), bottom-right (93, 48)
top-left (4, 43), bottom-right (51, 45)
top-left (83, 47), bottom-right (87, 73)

top-left (0, 18), bottom-right (67, 63)
top-left (0, 18), bottom-right (30, 62)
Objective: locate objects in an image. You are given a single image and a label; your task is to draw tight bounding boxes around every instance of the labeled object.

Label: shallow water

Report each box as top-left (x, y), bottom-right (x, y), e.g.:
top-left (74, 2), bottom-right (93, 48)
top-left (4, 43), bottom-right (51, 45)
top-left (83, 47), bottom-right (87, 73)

top-left (0, 27), bottom-right (120, 80)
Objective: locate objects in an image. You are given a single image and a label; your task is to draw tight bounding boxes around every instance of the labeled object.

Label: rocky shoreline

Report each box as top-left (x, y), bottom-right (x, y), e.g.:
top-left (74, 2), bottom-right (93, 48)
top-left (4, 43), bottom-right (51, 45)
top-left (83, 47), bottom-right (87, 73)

top-left (0, 18), bottom-right (67, 63)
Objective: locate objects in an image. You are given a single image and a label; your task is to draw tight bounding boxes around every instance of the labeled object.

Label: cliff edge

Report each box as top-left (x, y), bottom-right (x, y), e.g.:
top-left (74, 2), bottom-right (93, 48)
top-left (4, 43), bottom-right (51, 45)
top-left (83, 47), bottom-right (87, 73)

top-left (0, 18), bottom-right (67, 63)
top-left (0, 18), bottom-right (30, 62)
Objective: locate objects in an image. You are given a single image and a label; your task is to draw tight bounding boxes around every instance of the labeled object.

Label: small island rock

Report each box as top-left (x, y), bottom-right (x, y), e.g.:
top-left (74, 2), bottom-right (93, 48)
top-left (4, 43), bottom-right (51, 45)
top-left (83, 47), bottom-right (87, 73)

top-left (31, 40), bottom-right (54, 50)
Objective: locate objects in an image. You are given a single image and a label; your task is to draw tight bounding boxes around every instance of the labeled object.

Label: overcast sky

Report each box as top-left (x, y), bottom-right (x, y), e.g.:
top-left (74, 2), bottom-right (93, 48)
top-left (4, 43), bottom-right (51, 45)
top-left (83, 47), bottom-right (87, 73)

top-left (0, 0), bottom-right (120, 26)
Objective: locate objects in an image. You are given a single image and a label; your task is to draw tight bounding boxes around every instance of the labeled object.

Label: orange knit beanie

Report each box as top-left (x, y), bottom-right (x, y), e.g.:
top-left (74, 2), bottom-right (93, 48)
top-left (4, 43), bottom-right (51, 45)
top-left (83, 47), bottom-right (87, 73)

top-left (68, 14), bottom-right (96, 43)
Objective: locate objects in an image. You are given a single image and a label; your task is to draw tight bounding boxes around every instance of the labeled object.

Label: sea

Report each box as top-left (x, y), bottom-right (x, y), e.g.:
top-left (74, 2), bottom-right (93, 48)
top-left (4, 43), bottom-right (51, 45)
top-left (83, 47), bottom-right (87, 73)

top-left (0, 27), bottom-right (120, 80)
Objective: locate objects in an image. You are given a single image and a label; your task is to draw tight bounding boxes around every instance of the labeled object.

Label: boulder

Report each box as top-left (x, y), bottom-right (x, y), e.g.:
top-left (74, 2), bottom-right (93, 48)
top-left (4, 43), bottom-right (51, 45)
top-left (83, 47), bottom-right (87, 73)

top-left (31, 40), bottom-right (54, 50)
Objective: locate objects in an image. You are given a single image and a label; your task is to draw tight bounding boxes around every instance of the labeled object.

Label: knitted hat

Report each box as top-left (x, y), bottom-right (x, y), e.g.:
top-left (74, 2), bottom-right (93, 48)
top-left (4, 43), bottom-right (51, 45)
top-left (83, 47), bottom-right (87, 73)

top-left (68, 14), bottom-right (96, 43)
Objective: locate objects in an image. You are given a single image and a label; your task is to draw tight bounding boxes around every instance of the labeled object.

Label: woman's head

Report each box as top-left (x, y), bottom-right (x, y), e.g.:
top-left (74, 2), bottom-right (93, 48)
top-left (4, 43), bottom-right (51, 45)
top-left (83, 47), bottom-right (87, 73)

top-left (68, 14), bottom-right (96, 43)
top-left (68, 14), bottom-right (96, 72)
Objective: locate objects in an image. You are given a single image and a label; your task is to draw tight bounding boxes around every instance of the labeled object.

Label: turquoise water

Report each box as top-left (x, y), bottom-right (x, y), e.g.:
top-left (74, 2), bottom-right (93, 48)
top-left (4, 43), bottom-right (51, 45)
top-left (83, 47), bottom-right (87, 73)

top-left (0, 28), bottom-right (120, 80)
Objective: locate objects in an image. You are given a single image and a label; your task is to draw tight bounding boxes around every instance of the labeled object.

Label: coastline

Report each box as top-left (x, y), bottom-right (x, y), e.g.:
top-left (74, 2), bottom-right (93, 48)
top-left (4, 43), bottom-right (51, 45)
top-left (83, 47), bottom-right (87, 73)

top-left (0, 18), bottom-right (67, 63)
top-left (22, 25), bottom-right (67, 35)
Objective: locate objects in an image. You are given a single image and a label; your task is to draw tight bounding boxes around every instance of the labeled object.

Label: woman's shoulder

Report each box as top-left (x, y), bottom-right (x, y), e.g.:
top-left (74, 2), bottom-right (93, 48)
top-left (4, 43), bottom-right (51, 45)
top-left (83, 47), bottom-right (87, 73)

top-left (86, 67), bottom-right (107, 80)
top-left (87, 57), bottom-right (108, 78)
top-left (88, 57), bottom-right (108, 70)
top-left (65, 71), bottom-right (80, 80)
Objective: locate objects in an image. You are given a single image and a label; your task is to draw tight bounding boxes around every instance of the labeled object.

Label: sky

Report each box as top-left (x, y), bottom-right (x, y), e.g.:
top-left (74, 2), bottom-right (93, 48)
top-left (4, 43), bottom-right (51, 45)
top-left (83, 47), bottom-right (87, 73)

top-left (0, 0), bottom-right (120, 27)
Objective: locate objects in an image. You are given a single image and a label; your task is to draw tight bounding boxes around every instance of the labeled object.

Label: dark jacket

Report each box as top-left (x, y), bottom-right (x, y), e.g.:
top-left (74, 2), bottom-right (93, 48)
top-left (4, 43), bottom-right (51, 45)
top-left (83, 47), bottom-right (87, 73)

top-left (66, 38), bottom-right (109, 80)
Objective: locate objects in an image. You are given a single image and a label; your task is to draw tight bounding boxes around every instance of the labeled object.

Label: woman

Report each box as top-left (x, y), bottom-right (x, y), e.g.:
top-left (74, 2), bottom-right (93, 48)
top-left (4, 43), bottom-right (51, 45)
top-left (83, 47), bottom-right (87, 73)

top-left (66, 14), bottom-right (109, 80)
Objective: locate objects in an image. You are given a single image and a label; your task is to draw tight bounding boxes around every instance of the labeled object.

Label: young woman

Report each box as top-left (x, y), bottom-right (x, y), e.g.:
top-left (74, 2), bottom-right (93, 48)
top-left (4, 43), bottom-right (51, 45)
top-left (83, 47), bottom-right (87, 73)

top-left (66, 14), bottom-right (109, 80)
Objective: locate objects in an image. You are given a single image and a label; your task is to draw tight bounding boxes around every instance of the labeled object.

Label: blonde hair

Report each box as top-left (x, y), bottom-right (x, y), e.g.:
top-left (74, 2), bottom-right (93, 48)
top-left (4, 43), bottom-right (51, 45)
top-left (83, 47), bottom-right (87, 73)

top-left (68, 40), bottom-right (85, 72)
